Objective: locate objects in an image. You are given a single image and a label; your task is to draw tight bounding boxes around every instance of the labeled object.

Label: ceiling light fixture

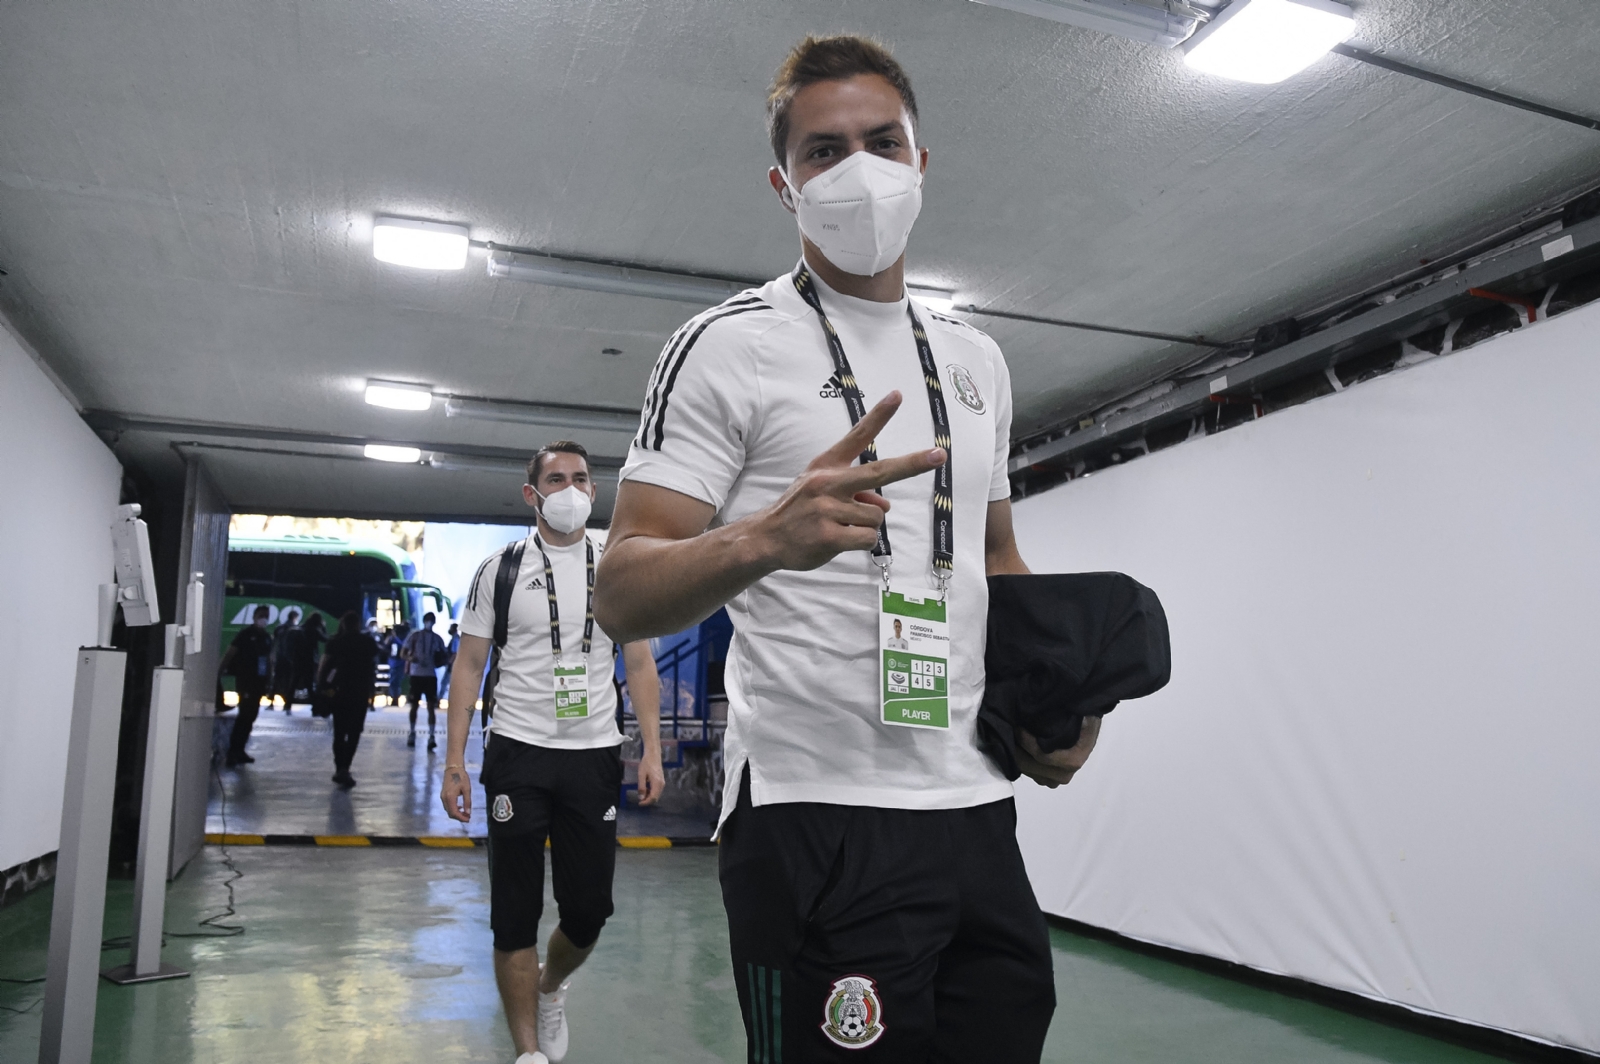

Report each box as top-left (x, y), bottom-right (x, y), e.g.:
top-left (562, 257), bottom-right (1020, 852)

top-left (1183, 0), bottom-right (1354, 84)
top-left (372, 216), bottom-right (470, 270)
top-left (364, 379), bottom-right (434, 411)
top-left (363, 443), bottom-right (422, 463)
top-left (908, 285), bottom-right (960, 315)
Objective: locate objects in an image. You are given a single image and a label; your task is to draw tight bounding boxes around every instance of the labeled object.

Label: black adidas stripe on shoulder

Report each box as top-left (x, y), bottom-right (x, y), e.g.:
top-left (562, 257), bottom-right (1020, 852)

top-left (465, 553), bottom-right (498, 611)
top-left (635, 294), bottom-right (767, 450)
top-left (929, 311), bottom-right (986, 336)
top-left (641, 296), bottom-right (773, 452)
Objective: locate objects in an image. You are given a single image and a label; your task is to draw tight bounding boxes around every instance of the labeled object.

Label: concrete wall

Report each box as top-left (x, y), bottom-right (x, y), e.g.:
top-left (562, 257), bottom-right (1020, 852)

top-left (169, 457), bottom-right (230, 875)
top-left (0, 318), bottom-right (123, 871)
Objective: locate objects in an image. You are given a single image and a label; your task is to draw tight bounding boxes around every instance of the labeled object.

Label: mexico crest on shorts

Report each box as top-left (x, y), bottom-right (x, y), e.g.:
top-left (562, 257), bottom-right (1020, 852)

top-left (946, 363), bottom-right (985, 414)
top-left (821, 975), bottom-right (885, 1049)
top-left (491, 794), bottom-right (513, 822)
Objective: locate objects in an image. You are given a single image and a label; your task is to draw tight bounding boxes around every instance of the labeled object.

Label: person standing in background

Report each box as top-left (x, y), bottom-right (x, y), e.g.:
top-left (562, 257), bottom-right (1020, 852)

top-left (319, 610), bottom-right (381, 787)
top-left (440, 621), bottom-right (461, 704)
top-left (219, 604), bottom-right (274, 767)
top-left (403, 612), bottom-right (447, 750)
top-left (295, 611), bottom-right (329, 702)
top-left (270, 607), bottom-right (303, 712)
top-left (385, 623), bottom-right (409, 706)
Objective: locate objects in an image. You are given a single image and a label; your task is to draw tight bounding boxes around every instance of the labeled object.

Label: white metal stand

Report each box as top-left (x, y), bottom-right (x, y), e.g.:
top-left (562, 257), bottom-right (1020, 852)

top-left (100, 660), bottom-right (190, 986)
top-left (38, 641), bottom-right (127, 1064)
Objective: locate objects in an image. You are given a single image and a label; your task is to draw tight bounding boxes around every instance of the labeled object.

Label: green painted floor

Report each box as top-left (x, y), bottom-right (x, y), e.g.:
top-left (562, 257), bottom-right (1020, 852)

top-left (0, 845), bottom-right (1509, 1063)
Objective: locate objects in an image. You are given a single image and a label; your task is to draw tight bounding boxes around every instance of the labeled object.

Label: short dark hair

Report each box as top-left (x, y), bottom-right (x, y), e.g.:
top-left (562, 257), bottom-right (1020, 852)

top-left (423, 612), bottom-right (436, 624)
top-left (526, 440), bottom-right (589, 484)
top-left (253, 605), bottom-right (271, 619)
top-left (767, 35), bottom-right (919, 166)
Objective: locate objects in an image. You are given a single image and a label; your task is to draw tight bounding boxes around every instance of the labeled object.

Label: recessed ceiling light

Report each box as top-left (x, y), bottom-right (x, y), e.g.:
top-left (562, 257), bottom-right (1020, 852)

top-left (1183, 0), bottom-right (1355, 85)
top-left (372, 216), bottom-right (470, 270)
top-left (908, 285), bottom-right (960, 315)
top-left (363, 443), bottom-right (422, 463)
top-left (364, 379), bottom-right (434, 411)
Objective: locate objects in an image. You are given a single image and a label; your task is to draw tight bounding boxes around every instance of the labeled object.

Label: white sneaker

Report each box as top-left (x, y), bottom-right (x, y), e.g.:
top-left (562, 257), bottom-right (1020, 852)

top-left (513, 1053), bottom-right (549, 1064)
top-left (536, 977), bottom-right (571, 1063)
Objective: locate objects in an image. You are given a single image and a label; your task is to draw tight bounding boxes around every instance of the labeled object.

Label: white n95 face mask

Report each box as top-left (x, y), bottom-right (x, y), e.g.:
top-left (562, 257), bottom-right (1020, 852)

top-left (783, 151), bottom-right (923, 277)
top-left (536, 485), bottom-right (592, 535)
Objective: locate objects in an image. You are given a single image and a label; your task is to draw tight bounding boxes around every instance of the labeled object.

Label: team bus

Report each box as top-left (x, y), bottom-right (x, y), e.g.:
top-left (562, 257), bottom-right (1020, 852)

top-left (222, 533), bottom-right (449, 695)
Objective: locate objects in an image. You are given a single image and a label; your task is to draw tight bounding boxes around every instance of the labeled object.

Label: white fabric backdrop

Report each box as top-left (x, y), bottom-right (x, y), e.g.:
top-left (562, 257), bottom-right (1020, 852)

top-left (0, 320), bottom-right (123, 871)
top-left (1010, 300), bottom-right (1600, 1053)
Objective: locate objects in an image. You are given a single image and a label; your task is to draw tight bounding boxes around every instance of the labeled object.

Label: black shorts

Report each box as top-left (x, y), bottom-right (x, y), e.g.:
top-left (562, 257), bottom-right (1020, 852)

top-left (408, 673), bottom-right (439, 704)
top-left (481, 736), bottom-right (623, 953)
top-left (719, 771), bottom-right (1055, 1063)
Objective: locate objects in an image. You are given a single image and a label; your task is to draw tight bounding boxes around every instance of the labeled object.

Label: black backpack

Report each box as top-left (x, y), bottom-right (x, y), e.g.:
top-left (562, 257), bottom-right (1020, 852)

top-left (479, 540), bottom-right (526, 732)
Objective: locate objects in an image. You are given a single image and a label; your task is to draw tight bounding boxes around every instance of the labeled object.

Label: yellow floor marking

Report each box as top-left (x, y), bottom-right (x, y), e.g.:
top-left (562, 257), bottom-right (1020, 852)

top-left (314, 835), bottom-right (372, 846)
top-left (204, 832), bottom-right (265, 845)
top-left (618, 836), bottom-right (672, 849)
top-left (418, 836), bottom-right (478, 848)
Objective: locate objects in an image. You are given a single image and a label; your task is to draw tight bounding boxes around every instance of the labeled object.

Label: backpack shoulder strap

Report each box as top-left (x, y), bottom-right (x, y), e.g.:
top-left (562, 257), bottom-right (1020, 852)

top-left (492, 540), bottom-right (526, 650)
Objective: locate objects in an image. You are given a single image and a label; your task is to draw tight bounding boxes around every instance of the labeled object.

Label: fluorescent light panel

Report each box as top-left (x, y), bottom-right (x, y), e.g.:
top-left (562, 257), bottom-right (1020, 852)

top-left (1183, 0), bottom-right (1355, 84)
top-left (363, 444), bottom-right (422, 463)
top-left (364, 379), bottom-right (434, 411)
top-left (372, 216), bottom-right (470, 270)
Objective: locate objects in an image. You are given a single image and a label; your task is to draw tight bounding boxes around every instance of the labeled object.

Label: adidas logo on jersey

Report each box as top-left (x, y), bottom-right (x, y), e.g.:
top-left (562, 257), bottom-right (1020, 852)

top-left (819, 373), bottom-right (844, 399)
top-left (602, 805), bottom-right (617, 822)
top-left (524, 577), bottom-right (546, 591)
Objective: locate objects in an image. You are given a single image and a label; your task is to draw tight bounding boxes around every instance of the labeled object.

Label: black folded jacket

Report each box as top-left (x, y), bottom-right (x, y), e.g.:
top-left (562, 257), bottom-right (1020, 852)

top-left (978, 573), bottom-right (1172, 781)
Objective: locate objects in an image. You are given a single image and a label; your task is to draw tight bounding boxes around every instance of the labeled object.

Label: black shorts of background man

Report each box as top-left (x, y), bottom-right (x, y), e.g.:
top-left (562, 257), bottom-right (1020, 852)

top-left (402, 612), bottom-right (447, 750)
top-left (317, 610), bottom-right (380, 788)
top-left (594, 36), bottom-right (1103, 1064)
top-left (441, 442), bottom-right (668, 1064)
top-left (219, 604), bottom-right (274, 767)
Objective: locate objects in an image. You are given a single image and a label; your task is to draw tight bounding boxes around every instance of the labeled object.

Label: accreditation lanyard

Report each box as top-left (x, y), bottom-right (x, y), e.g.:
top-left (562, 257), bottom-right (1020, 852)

top-left (533, 533), bottom-right (594, 720)
top-left (792, 265), bottom-right (954, 730)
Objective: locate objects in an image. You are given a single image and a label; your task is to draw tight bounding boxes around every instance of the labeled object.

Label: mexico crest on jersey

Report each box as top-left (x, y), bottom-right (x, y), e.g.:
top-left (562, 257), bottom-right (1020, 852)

top-left (820, 975), bottom-right (885, 1049)
top-left (491, 794), bottom-right (513, 822)
top-left (946, 363), bottom-right (985, 414)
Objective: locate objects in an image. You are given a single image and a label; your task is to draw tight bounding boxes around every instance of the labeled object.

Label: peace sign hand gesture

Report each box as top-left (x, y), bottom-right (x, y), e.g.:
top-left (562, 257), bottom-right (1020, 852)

top-left (756, 390), bottom-right (946, 572)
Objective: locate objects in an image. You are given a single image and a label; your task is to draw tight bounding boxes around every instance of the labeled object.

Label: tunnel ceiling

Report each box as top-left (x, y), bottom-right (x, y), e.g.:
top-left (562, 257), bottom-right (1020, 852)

top-left (1, 0), bottom-right (1597, 521)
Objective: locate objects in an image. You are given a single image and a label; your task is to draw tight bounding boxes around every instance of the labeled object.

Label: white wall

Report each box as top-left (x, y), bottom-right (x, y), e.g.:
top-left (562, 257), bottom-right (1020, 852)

top-left (0, 321), bottom-right (123, 871)
top-left (1011, 300), bottom-right (1600, 1053)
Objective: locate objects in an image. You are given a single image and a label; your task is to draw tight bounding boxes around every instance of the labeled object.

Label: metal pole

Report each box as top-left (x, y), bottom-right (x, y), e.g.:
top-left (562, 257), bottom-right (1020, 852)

top-left (101, 654), bottom-right (190, 985)
top-left (38, 643), bottom-right (127, 1064)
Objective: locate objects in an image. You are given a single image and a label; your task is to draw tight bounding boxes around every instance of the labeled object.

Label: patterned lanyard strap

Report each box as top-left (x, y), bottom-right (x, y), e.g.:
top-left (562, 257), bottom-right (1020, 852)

top-left (532, 533), bottom-right (595, 663)
top-left (792, 265), bottom-right (954, 587)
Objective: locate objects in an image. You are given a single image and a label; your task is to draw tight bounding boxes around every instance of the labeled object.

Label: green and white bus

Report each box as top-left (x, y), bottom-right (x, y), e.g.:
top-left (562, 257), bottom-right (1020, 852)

top-left (222, 534), bottom-right (449, 692)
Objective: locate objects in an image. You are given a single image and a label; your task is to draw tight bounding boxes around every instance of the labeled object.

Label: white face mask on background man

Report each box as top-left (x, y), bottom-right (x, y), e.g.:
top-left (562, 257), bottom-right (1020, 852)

top-left (782, 150), bottom-right (924, 278)
top-left (535, 484), bottom-right (593, 535)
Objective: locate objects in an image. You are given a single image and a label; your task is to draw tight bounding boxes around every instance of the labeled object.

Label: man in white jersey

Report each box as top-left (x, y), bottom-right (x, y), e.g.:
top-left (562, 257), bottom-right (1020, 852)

top-left (595, 35), bottom-right (1099, 1064)
top-left (441, 441), bottom-right (665, 1064)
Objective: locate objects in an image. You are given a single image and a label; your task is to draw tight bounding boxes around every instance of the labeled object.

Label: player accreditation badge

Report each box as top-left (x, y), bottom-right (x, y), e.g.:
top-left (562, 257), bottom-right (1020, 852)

top-left (491, 794), bottom-right (513, 822)
top-left (821, 975), bottom-right (885, 1049)
top-left (880, 588), bottom-right (950, 729)
top-left (553, 663), bottom-right (590, 719)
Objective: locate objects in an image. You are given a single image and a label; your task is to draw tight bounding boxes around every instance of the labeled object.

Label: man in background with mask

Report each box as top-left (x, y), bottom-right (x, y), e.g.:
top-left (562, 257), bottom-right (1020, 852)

top-left (441, 439), bottom-right (665, 1064)
top-left (595, 34), bottom-right (1098, 1063)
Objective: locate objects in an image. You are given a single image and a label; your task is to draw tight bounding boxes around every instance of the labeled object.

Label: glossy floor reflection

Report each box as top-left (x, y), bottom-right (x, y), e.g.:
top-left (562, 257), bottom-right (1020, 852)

top-left (208, 705), bottom-right (718, 840)
top-left (1, 846), bottom-right (1508, 1064)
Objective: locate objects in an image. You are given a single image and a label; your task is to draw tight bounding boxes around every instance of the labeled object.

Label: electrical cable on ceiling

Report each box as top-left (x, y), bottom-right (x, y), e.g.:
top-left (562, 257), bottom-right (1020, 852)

top-left (1332, 44), bottom-right (1600, 133)
top-left (955, 304), bottom-right (1251, 348)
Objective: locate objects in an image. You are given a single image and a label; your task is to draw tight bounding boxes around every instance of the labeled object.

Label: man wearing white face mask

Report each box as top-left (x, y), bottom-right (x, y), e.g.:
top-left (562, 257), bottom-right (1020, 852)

top-left (442, 440), bottom-right (664, 1064)
top-left (597, 34), bottom-right (1096, 1064)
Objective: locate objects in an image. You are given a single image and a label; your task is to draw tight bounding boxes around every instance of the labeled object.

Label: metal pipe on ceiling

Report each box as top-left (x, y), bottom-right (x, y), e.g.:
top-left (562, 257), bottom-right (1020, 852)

top-left (483, 245), bottom-right (754, 305)
top-left (443, 395), bottom-right (640, 434)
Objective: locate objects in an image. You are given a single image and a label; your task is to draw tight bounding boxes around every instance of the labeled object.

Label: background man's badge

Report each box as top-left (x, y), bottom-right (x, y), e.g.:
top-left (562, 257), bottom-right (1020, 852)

top-left (821, 975), bottom-right (885, 1049)
top-left (946, 363), bottom-right (985, 413)
top-left (491, 794), bottom-right (513, 822)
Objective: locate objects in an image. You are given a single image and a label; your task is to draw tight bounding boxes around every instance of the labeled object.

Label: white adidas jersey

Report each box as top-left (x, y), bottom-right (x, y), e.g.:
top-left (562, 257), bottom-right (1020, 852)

top-left (620, 266), bottom-right (1016, 831)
